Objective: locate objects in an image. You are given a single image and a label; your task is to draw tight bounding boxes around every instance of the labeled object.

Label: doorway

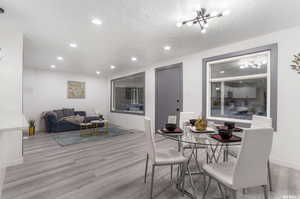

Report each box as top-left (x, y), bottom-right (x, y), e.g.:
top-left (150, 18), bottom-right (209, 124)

top-left (155, 63), bottom-right (183, 130)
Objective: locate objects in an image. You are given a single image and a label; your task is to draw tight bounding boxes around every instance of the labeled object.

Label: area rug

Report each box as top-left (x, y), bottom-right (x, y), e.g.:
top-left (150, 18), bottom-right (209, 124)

top-left (52, 127), bottom-right (134, 146)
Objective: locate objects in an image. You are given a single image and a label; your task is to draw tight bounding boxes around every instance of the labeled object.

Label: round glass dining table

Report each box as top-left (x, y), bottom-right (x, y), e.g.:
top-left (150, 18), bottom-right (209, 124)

top-left (156, 126), bottom-right (243, 199)
top-left (157, 126), bottom-right (243, 162)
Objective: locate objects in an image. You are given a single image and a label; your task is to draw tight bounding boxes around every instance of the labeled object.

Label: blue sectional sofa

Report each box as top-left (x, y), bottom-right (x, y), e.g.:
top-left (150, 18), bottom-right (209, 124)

top-left (44, 108), bottom-right (103, 133)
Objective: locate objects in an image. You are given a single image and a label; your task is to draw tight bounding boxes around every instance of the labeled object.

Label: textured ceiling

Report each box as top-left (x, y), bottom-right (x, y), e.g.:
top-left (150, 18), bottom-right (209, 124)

top-left (1, 0), bottom-right (300, 76)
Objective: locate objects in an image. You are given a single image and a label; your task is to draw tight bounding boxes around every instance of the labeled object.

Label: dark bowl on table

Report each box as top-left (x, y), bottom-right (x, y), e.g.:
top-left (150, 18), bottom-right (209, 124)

top-left (165, 123), bottom-right (177, 131)
top-left (224, 122), bottom-right (235, 130)
top-left (189, 119), bottom-right (197, 126)
top-left (218, 129), bottom-right (233, 140)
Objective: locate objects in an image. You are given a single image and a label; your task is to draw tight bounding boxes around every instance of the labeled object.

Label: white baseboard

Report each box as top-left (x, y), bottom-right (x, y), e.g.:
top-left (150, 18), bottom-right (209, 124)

top-left (270, 156), bottom-right (300, 171)
top-left (2, 157), bottom-right (24, 168)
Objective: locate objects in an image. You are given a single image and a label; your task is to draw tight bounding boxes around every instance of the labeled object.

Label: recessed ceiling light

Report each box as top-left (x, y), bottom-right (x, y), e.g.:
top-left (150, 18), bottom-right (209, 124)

top-left (50, 65), bottom-right (56, 69)
top-left (57, 56), bottom-right (63, 61)
top-left (164, 46), bottom-right (171, 51)
top-left (91, 18), bottom-right (102, 25)
top-left (96, 71), bottom-right (101, 75)
top-left (262, 60), bottom-right (267, 64)
top-left (110, 65), bottom-right (116, 69)
top-left (131, 57), bottom-right (137, 62)
top-left (69, 43), bottom-right (78, 48)
top-left (220, 71), bottom-right (225, 74)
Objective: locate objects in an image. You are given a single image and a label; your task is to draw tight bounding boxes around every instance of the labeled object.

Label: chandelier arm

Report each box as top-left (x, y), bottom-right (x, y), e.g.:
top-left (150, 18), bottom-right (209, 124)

top-left (179, 8), bottom-right (226, 28)
top-left (182, 17), bottom-right (199, 24)
top-left (196, 18), bottom-right (204, 29)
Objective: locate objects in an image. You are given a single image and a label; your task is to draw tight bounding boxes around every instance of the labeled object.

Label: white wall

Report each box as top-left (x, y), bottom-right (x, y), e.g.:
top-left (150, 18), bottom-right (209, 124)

top-left (0, 28), bottom-right (24, 195)
top-left (0, 28), bottom-right (23, 167)
top-left (23, 68), bottom-right (109, 131)
top-left (108, 25), bottom-right (300, 170)
top-left (0, 29), bottom-right (23, 114)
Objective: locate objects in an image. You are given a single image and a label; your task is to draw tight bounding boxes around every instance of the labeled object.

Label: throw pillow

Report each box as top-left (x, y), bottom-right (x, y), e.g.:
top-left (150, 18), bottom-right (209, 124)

top-left (54, 109), bottom-right (64, 119)
top-left (63, 108), bottom-right (75, 117)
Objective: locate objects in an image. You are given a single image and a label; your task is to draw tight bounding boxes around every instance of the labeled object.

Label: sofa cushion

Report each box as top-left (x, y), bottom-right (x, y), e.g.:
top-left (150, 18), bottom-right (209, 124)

top-left (54, 109), bottom-right (64, 119)
top-left (85, 116), bottom-right (101, 123)
top-left (74, 111), bottom-right (86, 117)
top-left (46, 111), bottom-right (57, 119)
top-left (63, 108), bottom-right (75, 117)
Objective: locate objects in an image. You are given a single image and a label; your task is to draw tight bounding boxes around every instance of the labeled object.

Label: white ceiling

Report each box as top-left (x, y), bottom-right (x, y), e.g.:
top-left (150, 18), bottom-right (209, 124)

top-left (1, 0), bottom-right (300, 76)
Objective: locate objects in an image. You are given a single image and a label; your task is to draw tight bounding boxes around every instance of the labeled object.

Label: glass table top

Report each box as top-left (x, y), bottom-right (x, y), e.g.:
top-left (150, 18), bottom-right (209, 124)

top-left (157, 126), bottom-right (243, 146)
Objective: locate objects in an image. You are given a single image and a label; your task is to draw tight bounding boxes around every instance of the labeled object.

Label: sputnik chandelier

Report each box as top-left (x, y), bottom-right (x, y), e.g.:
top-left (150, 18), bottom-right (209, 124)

top-left (176, 8), bottom-right (230, 33)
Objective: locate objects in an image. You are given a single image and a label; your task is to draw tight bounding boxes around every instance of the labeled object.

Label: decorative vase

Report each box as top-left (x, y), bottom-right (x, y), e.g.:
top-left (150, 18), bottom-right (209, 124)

top-left (28, 119), bottom-right (36, 136)
top-left (195, 117), bottom-right (207, 131)
top-left (29, 127), bottom-right (35, 136)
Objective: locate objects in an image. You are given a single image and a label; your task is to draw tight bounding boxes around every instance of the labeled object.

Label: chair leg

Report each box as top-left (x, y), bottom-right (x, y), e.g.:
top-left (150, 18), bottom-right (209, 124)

top-left (217, 183), bottom-right (225, 199)
top-left (176, 164), bottom-right (180, 183)
top-left (231, 189), bottom-right (237, 199)
top-left (144, 153), bottom-right (149, 184)
top-left (187, 165), bottom-right (197, 197)
top-left (181, 163), bottom-right (187, 195)
top-left (242, 188), bottom-right (247, 194)
top-left (202, 176), bottom-right (211, 199)
top-left (150, 165), bottom-right (155, 199)
top-left (267, 160), bottom-right (273, 191)
top-left (263, 185), bottom-right (268, 199)
top-left (202, 172), bottom-right (206, 191)
top-left (170, 165), bottom-right (173, 181)
top-left (206, 151), bottom-right (209, 164)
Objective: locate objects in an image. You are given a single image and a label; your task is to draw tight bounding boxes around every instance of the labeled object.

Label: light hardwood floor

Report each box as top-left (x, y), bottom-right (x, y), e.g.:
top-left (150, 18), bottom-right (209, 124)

top-left (2, 129), bottom-right (300, 199)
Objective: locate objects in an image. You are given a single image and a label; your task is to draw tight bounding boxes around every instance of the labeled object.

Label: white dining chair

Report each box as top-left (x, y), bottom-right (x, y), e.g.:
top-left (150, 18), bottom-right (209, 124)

top-left (143, 117), bottom-right (189, 199)
top-left (227, 115), bottom-right (273, 191)
top-left (202, 127), bottom-right (274, 199)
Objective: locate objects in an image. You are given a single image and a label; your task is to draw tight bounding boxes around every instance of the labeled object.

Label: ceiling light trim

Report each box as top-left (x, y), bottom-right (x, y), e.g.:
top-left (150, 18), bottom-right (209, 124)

top-left (131, 57), bottom-right (137, 62)
top-left (69, 43), bottom-right (78, 48)
top-left (91, 18), bottom-right (102, 25)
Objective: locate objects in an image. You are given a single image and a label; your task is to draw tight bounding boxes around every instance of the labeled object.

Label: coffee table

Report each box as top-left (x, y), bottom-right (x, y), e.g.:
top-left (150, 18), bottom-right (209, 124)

top-left (90, 120), bottom-right (109, 135)
top-left (79, 122), bottom-right (93, 137)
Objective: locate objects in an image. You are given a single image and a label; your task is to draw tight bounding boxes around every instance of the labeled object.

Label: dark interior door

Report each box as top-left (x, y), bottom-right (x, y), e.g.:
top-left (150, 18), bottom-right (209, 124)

top-left (155, 63), bottom-right (183, 130)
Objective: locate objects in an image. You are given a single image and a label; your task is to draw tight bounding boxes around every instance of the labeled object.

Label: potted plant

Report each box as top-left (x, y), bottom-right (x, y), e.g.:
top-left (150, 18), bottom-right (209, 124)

top-left (28, 119), bottom-right (35, 136)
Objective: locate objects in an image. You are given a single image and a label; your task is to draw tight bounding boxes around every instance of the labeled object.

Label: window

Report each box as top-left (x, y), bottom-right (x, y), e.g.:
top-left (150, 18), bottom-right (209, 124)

top-left (111, 72), bottom-right (145, 115)
top-left (203, 44), bottom-right (278, 128)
